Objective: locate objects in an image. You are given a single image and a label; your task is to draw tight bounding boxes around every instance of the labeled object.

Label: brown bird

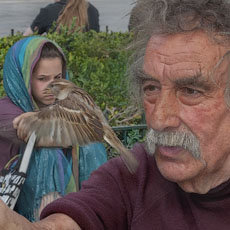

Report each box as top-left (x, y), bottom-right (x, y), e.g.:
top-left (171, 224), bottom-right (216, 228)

top-left (20, 79), bottom-right (138, 173)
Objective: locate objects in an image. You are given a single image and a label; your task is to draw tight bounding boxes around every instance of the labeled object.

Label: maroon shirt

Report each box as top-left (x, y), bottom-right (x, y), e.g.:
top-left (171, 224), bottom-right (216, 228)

top-left (41, 143), bottom-right (230, 229)
top-left (0, 97), bottom-right (23, 169)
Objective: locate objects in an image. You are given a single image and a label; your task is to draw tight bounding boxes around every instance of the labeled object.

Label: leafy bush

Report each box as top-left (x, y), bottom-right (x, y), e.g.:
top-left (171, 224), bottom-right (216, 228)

top-left (106, 127), bottom-right (147, 159)
top-left (0, 33), bottom-right (23, 96)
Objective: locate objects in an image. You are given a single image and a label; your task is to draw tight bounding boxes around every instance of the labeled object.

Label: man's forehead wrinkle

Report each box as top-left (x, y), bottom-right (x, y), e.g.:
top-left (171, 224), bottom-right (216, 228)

top-left (154, 51), bottom-right (203, 66)
top-left (138, 69), bottom-right (159, 82)
top-left (206, 49), bottom-right (230, 85)
top-left (212, 50), bottom-right (230, 73)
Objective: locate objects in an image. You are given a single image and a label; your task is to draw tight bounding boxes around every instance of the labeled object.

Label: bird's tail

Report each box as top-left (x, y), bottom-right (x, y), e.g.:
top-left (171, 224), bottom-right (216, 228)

top-left (103, 126), bottom-right (138, 174)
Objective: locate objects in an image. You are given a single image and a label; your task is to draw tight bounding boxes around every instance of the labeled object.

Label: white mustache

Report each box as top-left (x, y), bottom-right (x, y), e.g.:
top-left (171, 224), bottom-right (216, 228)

top-left (146, 129), bottom-right (201, 159)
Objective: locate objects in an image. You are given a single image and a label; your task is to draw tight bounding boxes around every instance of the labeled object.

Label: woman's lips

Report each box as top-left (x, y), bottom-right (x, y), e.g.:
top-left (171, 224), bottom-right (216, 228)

top-left (44, 94), bottom-right (55, 99)
top-left (157, 145), bottom-right (184, 158)
top-left (44, 95), bottom-right (55, 103)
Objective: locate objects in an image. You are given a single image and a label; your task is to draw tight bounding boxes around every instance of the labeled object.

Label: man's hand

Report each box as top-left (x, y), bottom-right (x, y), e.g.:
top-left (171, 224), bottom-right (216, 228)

top-left (13, 112), bottom-right (37, 142)
top-left (0, 199), bottom-right (34, 230)
top-left (0, 199), bottom-right (81, 230)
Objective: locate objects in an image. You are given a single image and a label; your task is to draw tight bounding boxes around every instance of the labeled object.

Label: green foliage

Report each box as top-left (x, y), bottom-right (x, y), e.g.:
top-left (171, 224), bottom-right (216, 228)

top-left (126, 129), bottom-right (146, 149)
top-left (0, 30), bottom-right (145, 150)
top-left (107, 128), bottom-right (147, 159)
top-left (0, 33), bottom-right (23, 96)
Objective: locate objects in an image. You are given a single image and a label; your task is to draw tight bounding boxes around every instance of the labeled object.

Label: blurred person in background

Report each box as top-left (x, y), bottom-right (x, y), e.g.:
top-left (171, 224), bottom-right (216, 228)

top-left (23, 0), bottom-right (99, 36)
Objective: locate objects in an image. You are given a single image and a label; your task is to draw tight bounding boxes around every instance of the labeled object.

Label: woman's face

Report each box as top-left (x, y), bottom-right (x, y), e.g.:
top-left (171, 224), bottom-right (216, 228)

top-left (31, 57), bottom-right (63, 108)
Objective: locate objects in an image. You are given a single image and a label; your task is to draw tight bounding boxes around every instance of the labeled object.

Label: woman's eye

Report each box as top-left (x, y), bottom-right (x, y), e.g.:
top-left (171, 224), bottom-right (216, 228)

top-left (55, 75), bottom-right (62, 79)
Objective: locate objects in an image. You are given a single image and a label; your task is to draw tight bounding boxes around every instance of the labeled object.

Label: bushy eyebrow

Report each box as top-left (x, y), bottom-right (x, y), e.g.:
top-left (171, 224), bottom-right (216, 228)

top-left (139, 69), bottom-right (212, 90)
top-left (173, 74), bottom-right (212, 90)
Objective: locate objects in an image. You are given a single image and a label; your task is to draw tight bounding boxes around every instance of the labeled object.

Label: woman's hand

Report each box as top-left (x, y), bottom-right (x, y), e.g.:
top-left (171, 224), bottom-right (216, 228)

top-left (13, 112), bottom-right (37, 142)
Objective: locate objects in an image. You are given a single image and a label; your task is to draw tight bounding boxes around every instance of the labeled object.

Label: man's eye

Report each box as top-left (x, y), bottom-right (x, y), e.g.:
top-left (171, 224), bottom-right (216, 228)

top-left (178, 87), bottom-right (204, 106)
top-left (181, 87), bottom-right (202, 96)
top-left (143, 85), bottom-right (158, 94)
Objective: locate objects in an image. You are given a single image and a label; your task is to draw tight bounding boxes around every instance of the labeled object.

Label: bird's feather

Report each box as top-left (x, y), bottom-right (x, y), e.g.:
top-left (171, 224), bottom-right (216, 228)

top-left (19, 79), bottom-right (138, 173)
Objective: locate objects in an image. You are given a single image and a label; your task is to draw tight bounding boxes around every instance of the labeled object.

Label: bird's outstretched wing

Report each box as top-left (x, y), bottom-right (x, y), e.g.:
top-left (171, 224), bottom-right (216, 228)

top-left (21, 95), bottom-right (105, 148)
top-left (19, 80), bottom-right (138, 173)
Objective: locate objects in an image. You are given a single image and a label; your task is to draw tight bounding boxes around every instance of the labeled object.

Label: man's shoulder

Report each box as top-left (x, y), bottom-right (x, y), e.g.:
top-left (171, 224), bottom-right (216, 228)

top-left (97, 143), bottom-right (177, 213)
top-left (131, 143), bottom-right (174, 188)
top-left (100, 142), bottom-right (174, 193)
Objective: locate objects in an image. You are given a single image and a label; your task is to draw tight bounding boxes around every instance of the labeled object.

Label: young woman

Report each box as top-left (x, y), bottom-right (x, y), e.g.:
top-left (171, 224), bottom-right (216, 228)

top-left (0, 36), bottom-right (107, 221)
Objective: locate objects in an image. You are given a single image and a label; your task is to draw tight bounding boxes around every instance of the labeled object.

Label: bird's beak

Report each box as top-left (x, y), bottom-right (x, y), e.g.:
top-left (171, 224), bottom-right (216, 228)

top-left (43, 87), bottom-right (52, 95)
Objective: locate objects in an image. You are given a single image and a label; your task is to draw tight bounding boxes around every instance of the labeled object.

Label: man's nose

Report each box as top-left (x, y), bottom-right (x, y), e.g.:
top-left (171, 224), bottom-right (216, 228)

top-left (148, 91), bottom-right (181, 131)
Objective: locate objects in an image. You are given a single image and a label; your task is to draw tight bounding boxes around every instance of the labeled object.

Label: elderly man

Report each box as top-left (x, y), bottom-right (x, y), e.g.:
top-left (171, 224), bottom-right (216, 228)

top-left (1, 0), bottom-right (230, 229)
